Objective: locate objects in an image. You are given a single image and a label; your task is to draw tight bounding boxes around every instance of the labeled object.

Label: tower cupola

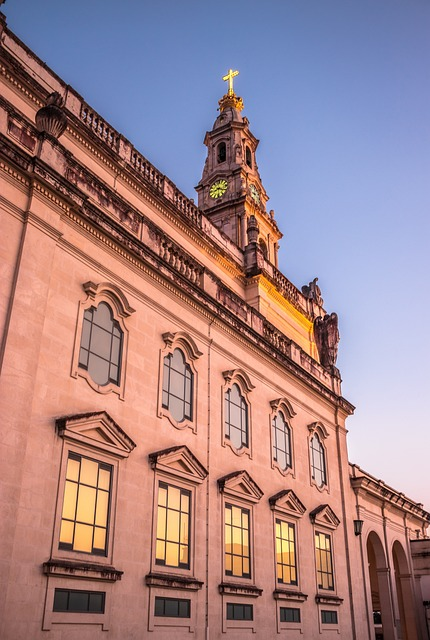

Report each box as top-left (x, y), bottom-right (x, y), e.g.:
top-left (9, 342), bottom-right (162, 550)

top-left (196, 70), bottom-right (282, 265)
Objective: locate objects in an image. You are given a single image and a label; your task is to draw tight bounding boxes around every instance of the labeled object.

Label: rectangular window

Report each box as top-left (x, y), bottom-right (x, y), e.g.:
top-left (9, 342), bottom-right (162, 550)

top-left (275, 519), bottom-right (297, 585)
top-left (59, 453), bottom-right (112, 555)
top-left (154, 597), bottom-right (190, 618)
top-left (321, 610), bottom-right (338, 624)
top-left (315, 532), bottom-right (334, 590)
top-left (225, 503), bottom-right (251, 578)
top-left (53, 589), bottom-right (105, 613)
top-left (226, 603), bottom-right (253, 621)
top-left (156, 482), bottom-right (190, 569)
top-left (280, 607), bottom-right (301, 623)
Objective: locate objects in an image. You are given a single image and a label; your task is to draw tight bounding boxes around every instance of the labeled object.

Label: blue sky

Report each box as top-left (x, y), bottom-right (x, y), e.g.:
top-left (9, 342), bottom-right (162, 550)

top-left (5, 0), bottom-right (429, 509)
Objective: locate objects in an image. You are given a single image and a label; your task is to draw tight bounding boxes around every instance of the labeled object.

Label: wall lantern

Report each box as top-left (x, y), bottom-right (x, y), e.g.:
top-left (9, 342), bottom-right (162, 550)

top-left (353, 519), bottom-right (364, 536)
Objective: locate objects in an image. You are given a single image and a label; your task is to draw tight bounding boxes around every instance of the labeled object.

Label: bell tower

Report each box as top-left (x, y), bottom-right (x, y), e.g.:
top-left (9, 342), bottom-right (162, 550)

top-left (195, 70), bottom-right (282, 265)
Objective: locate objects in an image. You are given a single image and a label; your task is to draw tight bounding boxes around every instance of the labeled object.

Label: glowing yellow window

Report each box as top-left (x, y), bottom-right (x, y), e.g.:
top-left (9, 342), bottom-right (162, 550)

top-left (59, 453), bottom-right (112, 555)
top-left (156, 482), bottom-right (190, 569)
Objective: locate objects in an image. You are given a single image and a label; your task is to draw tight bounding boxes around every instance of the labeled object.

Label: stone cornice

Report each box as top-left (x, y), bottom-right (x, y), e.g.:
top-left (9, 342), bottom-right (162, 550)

top-left (350, 464), bottom-right (430, 522)
top-left (0, 106), bottom-right (354, 413)
top-left (43, 559), bottom-right (123, 582)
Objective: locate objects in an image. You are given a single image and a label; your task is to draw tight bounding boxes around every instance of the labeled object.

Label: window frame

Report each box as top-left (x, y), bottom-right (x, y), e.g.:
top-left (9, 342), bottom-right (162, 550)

top-left (222, 369), bottom-right (254, 458)
top-left (155, 480), bottom-right (192, 571)
top-left (58, 451), bottom-right (113, 556)
top-left (270, 398), bottom-right (296, 477)
top-left (71, 281), bottom-right (135, 399)
top-left (224, 502), bottom-right (252, 579)
top-left (275, 518), bottom-right (298, 587)
top-left (314, 531), bottom-right (335, 591)
top-left (307, 422), bottom-right (329, 491)
top-left (43, 412), bottom-right (135, 631)
top-left (158, 331), bottom-right (202, 432)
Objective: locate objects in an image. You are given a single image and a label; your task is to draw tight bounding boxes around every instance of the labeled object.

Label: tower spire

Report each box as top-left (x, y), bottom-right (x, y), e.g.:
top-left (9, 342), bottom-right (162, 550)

top-left (219, 67), bottom-right (244, 112)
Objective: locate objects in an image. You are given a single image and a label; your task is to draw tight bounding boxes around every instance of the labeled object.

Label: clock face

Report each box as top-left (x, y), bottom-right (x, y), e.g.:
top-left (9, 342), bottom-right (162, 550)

top-left (249, 184), bottom-right (260, 203)
top-left (209, 179), bottom-right (228, 199)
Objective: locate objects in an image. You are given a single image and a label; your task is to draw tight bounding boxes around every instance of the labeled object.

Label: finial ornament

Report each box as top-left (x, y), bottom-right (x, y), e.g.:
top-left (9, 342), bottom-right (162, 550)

top-left (222, 68), bottom-right (239, 96)
top-left (219, 68), bottom-right (244, 112)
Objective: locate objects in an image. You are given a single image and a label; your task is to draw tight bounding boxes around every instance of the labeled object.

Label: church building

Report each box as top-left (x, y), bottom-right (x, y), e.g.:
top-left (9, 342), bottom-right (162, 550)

top-left (0, 12), bottom-right (429, 640)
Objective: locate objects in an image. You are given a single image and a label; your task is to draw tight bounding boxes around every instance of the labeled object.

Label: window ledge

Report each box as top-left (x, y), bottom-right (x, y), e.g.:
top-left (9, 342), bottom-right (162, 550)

top-left (219, 582), bottom-right (263, 598)
top-left (315, 594), bottom-right (343, 606)
top-left (145, 572), bottom-right (203, 591)
top-left (43, 559), bottom-right (123, 582)
top-left (273, 588), bottom-right (308, 602)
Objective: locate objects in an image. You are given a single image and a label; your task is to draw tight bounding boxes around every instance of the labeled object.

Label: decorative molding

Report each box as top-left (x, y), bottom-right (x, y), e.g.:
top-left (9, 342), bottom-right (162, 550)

top-left (149, 445), bottom-right (208, 485)
top-left (145, 572), bottom-right (203, 591)
top-left (162, 331), bottom-right (203, 360)
top-left (82, 280), bottom-right (135, 317)
top-left (308, 421), bottom-right (329, 439)
top-left (270, 397), bottom-right (296, 417)
top-left (222, 368), bottom-right (255, 392)
top-left (56, 411), bottom-right (136, 458)
top-left (218, 470), bottom-right (263, 503)
top-left (43, 559), bottom-right (123, 582)
top-left (269, 489), bottom-right (306, 518)
top-left (315, 594), bottom-right (344, 606)
top-left (273, 589), bottom-right (308, 603)
top-left (309, 504), bottom-right (340, 530)
top-left (218, 582), bottom-right (262, 598)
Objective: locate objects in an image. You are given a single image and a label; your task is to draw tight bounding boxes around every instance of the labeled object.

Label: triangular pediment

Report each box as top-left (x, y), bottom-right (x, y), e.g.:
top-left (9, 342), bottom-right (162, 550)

top-left (148, 446), bottom-right (208, 484)
top-left (218, 470), bottom-right (263, 503)
top-left (269, 489), bottom-right (306, 518)
top-left (56, 411), bottom-right (136, 458)
top-left (309, 504), bottom-right (340, 530)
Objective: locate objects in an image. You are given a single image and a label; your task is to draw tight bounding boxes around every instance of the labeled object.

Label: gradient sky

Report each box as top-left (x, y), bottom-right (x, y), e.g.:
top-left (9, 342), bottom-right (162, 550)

top-left (4, 0), bottom-right (429, 509)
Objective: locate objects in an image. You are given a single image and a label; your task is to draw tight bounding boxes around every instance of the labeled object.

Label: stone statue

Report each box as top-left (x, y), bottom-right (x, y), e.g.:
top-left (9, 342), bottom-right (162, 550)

top-left (314, 312), bottom-right (339, 369)
top-left (302, 277), bottom-right (324, 307)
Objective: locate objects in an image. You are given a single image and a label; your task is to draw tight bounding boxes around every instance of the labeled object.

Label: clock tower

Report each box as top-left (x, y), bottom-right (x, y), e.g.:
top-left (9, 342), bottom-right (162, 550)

top-left (195, 70), bottom-right (282, 265)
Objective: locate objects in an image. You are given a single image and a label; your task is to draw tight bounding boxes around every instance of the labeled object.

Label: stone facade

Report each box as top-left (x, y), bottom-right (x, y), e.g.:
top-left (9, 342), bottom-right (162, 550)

top-left (0, 13), bottom-right (428, 640)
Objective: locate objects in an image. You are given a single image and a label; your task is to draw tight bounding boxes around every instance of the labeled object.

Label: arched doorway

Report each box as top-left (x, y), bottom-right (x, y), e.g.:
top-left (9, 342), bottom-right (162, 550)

top-left (392, 540), bottom-right (418, 640)
top-left (366, 532), bottom-right (396, 640)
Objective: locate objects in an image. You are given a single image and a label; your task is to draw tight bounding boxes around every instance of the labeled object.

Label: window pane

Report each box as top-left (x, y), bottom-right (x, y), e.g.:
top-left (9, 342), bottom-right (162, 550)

top-left (88, 592), bottom-right (104, 613)
top-left (68, 591), bottom-right (89, 613)
top-left (66, 457), bottom-right (80, 482)
top-left (76, 485), bottom-right (96, 524)
top-left (78, 303), bottom-right (123, 387)
top-left (74, 523), bottom-right (93, 552)
top-left (61, 481), bottom-right (77, 520)
top-left (53, 590), bottom-right (69, 612)
top-left (98, 468), bottom-right (110, 491)
top-left (156, 483), bottom-right (190, 568)
top-left (93, 526), bottom-right (106, 550)
top-left (59, 519), bottom-right (74, 545)
top-left (162, 348), bottom-right (193, 423)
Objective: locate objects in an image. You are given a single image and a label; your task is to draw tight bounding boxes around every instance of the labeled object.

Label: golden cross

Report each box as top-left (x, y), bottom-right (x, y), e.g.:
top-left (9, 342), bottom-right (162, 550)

top-left (222, 68), bottom-right (239, 96)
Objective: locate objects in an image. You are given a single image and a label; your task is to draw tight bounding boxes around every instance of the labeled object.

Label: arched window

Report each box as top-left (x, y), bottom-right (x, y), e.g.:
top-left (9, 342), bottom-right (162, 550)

top-left (245, 146), bottom-right (252, 168)
top-left (162, 348), bottom-right (193, 423)
top-left (217, 141), bottom-right (226, 163)
top-left (225, 383), bottom-right (248, 450)
top-left (272, 412), bottom-right (292, 471)
top-left (79, 302), bottom-right (123, 386)
top-left (310, 433), bottom-right (326, 487)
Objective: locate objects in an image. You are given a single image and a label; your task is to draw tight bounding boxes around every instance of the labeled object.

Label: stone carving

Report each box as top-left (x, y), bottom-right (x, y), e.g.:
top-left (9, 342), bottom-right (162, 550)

top-left (314, 313), bottom-right (339, 369)
top-left (35, 92), bottom-right (67, 139)
top-left (302, 277), bottom-right (324, 307)
top-left (246, 214), bottom-right (259, 244)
